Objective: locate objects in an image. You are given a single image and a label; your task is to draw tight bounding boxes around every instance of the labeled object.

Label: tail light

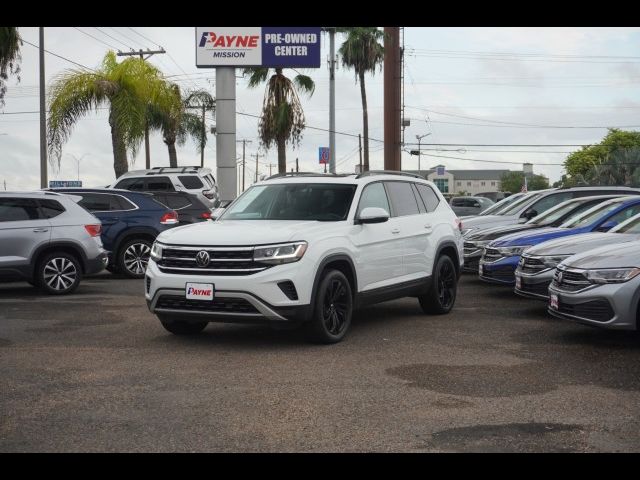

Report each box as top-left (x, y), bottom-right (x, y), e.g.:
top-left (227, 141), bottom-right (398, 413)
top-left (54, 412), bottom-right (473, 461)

top-left (455, 218), bottom-right (462, 232)
top-left (160, 211), bottom-right (179, 225)
top-left (200, 211), bottom-right (212, 220)
top-left (203, 190), bottom-right (215, 199)
top-left (84, 224), bottom-right (102, 237)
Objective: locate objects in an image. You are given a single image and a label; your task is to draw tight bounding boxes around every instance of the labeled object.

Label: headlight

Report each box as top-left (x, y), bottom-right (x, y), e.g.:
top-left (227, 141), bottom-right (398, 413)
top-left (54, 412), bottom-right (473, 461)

top-left (469, 240), bottom-right (490, 247)
top-left (584, 268), bottom-right (640, 284)
top-left (539, 255), bottom-right (571, 269)
top-left (150, 242), bottom-right (163, 261)
top-left (496, 245), bottom-right (532, 256)
top-left (461, 228), bottom-right (474, 237)
top-left (254, 241), bottom-right (307, 265)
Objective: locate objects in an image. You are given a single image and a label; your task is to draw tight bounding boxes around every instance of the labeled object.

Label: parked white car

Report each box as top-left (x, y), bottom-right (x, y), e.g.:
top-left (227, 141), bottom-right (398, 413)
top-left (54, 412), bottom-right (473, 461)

top-left (145, 172), bottom-right (464, 343)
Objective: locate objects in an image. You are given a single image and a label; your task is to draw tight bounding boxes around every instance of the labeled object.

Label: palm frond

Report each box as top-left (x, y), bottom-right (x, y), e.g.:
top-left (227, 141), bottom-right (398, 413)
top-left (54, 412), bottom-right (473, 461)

top-left (0, 27), bottom-right (22, 106)
top-left (338, 27), bottom-right (384, 80)
top-left (243, 67), bottom-right (270, 88)
top-left (293, 74), bottom-right (315, 96)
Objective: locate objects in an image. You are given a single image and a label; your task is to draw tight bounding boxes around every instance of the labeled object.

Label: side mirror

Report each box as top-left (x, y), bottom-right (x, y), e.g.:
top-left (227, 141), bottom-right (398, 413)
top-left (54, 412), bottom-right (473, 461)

top-left (473, 202), bottom-right (481, 208)
top-left (522, 208), bottom-right (538, 220)
top-left (597, 220), bottom-right (618, 232)
top-left (356, 207), bottom-right (390, 224)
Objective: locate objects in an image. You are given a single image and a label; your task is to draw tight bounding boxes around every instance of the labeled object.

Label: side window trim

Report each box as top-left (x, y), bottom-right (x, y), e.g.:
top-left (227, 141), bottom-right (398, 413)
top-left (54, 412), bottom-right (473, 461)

top-left (411, 183), bottom-right (427, 213)
top-left (355, 180), bottom-right (392, 219)
top-left (79, 192), bottom-right (139, 213)
top-left (384, 180), bottom-right (422, 218)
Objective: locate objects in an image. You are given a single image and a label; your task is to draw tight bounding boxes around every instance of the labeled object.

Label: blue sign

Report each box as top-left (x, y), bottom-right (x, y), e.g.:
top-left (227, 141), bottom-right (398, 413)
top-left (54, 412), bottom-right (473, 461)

top-left (49, 180), bottom-right (82, 188)
top-left (436, 166), bottom-right (446, 176)
top-left (262, 27), bottom-right (321, 68)
top-left (319, 147), bottom-right (330, 164)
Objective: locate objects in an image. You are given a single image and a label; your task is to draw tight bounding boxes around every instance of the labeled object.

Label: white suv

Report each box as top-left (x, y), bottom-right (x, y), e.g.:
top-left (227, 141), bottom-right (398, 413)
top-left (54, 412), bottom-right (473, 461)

top-left (145, 172), bottom-right (464, 343)
top-left (110, 166), bottom-right (220, 208)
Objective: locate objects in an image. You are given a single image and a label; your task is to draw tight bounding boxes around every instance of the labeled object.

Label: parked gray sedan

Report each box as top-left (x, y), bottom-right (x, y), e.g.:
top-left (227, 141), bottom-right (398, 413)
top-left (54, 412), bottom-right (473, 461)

top-left (548, 241), bottom-right (640, 330)
top-left (515, 212), bottom-right (640, 300)
top-left (450, 196), bottom-right (494, 217)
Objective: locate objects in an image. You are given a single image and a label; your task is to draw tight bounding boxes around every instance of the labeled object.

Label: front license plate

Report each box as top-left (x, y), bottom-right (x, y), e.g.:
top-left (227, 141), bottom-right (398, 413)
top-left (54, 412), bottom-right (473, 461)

top-left (515, 276), bottom-right (522, 290)
top-left (186, 282), bottom-right (214, 300)
top-left (550, 294), bottom-right (558, 310)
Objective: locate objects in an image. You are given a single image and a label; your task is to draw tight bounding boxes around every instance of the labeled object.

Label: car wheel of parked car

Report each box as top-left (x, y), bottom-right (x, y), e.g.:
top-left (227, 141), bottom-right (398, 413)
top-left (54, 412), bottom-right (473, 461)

top-left (36, 252), bottom-right (82, 295)
top-left (158, 315), bottom-right (207, 335)
top-left (419, 255), bottom-right (457, 315)
top-left (306, 269), bottom-right (353, 344)
top-left (118, 238), bottom-right (152, 278)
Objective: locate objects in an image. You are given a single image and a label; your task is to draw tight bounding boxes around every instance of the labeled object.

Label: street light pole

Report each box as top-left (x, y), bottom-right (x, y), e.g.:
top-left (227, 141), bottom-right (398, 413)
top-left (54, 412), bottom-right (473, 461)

top-left (415, 133), bottom-right (431, 174)
top-left (67, 153), bottom-right (90, 182)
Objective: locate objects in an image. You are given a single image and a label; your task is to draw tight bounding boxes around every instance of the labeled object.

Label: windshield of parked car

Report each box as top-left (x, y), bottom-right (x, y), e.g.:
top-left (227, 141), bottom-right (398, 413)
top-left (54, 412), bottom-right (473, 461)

top-left (560, 200), bottom-right (624, 228)
top-left (479, 194), bottom-right (523, 216)
top-left (611, 214), bottom-right (640, 234)
top-left (498, 193), bottom-right (542, 216)
top-left (527, 199), bottom-right (583, 225)
top-left (220, 183), bottom-right (357, 221)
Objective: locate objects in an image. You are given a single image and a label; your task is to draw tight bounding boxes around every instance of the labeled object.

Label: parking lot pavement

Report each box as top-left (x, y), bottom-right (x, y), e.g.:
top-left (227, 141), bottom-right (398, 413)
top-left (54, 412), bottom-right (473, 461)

top-left (1, 272), bottom-right (640, 452)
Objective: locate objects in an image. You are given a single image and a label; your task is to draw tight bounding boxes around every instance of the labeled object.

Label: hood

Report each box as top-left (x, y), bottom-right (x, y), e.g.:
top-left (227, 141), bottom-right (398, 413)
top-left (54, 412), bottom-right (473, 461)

top-left (462, 215), bottom-right (518, 232)
top-left (563, 241), bottom-right (640, 270)
top-left (156, 219), bottom-right (324, 246)
top-left (526, 232), bottom-right (640, 257)
top-left (466, 222), bottom-right (538, 241)
top-left (489, 227), bottom-right (578, 247)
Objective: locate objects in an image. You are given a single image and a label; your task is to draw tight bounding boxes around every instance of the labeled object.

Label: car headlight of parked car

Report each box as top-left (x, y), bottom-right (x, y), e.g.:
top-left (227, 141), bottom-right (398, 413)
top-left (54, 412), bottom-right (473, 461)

top-left (150, 241), bottom-right (163, 261)
top-left (496, 245), bottom-right (532, 257)
top-left (254, 241), bottom-right (308, 265)
top-left (468, 240), bottom-right (490, 248)
top-left (461, 228), bottom-right (475, 237)
top-left (539, 255), bottom-right (572, 268)
top-left (584, 267), bottom-right (640, 284)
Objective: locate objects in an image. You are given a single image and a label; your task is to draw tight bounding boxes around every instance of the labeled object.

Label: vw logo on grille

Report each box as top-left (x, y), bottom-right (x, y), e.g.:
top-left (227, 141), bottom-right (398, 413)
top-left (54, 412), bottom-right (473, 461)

top-left (195, 250), bottom-right (210, 267)
top-left (557, 271), bottom-right (563, 283)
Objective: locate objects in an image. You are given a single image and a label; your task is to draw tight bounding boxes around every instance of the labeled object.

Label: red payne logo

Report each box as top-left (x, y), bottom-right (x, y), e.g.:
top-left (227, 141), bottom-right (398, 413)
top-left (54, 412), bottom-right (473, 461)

top-left (199, 32), bottom-right (259, 49)
top-left (187, 286), bottom-right (212, 296)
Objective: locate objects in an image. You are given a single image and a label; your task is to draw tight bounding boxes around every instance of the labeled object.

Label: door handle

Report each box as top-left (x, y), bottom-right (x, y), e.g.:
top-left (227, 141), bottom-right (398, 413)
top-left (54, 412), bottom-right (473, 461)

top-left (424, 224), bottom-right (433, 231)
top-left (391, 228), bottom-right (400, 234)
top-left (33, 228), bottom-right (49, 233)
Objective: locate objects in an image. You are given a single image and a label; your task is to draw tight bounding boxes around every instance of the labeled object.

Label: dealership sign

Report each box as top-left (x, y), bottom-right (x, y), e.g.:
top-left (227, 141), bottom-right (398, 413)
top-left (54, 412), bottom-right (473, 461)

top-left (196, 27), bottom-right (321, 68)
top-left (49, 180), bottom-right (82, 188)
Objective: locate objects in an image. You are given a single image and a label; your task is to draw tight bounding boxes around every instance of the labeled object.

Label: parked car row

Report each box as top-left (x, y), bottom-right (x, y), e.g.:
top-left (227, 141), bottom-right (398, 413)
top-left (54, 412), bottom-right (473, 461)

top-left (0, 167), bottom-right (221, 294)
top-left (461, 187), bottom-right (640, 331)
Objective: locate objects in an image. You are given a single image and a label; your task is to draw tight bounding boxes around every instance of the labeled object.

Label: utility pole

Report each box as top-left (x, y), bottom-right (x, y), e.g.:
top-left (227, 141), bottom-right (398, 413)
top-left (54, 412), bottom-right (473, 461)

top-left (415, 133), bottom-right (431, 175)
top-left (358, 134), bottom-right (363, 173)
top-left (328, 27), bottom-right (336, 174)
top-left (39, 27), bottom-right (47, 189)
top-left (254, 152), bottom-right (265, 182)
top-left (117, 48), bottom-right (166, 169)
top-left (269, 163), bottom-right (276, 176)
top-left (296, 158), bottom-right (299, 173)
top-left (67, 153), bottom-right (90, 182)
top-left (236, 140), bottom-right (251, 192)
top-left (384, 27), bottom-right (402, 171)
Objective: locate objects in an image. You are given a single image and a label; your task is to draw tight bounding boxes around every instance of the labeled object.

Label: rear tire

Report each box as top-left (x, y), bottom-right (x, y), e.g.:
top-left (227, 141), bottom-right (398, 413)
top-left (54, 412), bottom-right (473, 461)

top-left (118, 238), bottom-right (152, 279)
top-left (158, 315), bottom-right (207, 335)
top-left (35, 252), bottom-right (82, 295)
top-left (305, 269), bottom-right (353, 344)
top-left (419, 255), bottom-right (457, 315)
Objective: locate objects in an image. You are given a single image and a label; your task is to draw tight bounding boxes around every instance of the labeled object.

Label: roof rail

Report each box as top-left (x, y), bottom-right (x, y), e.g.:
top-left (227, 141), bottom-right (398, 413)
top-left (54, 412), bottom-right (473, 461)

top-left (265, 172), bottom-right (352, 180)
top-left (355, 170), bottom-right (424, 179)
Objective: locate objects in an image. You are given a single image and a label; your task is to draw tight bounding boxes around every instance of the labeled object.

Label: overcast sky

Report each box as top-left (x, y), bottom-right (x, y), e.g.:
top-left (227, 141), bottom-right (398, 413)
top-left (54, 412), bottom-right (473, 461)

top-left (2, 27), bottom-right (640, 191)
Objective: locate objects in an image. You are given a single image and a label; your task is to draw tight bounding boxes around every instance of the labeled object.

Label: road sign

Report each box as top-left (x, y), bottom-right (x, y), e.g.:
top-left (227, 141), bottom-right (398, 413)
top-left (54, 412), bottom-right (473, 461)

top-left (319, 147), bottom-right (330, 165)
top-left (49, 180), bottom-right (82, 188)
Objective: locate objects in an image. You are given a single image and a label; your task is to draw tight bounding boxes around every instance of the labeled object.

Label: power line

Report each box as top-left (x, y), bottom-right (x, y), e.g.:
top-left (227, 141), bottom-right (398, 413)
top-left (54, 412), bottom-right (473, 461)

top-left (93, 27), bottom-right (133, 50)
top-left (407, 117), bottom-right (640, 130)
top-left (21, 38), bottom-right (94, 71)
top-left (407, 47), bottom-right (640, 60)
top-left (125, 27), bottom-right (162, 48)
top-left (106, 27), bottom-right (143, 48)
top-left (72, 27), bottom-right (119, 50)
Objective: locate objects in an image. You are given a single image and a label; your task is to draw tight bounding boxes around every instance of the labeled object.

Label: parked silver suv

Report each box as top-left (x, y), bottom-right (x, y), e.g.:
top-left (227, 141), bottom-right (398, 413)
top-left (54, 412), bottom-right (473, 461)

top-left (0, 192), bottom-right (108, 294)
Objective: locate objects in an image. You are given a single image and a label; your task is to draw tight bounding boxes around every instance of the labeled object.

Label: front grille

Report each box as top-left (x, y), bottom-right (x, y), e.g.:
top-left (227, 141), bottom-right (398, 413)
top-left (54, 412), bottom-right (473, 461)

top-left (145, 276), bottom-right (151, 294)
top-left (156, 295), bottom-right (259, 314)
top-left (157, 246), bottom-right (271, 276)
top-left (519, 279), bottom-right (551, 296)
top-left (520, 255), bottom-right (547, 274)
top-left (556, 299), bottom-right (614, 322)
top-left (552, 268), bottom-right (590, 292)
top-left (482, 247), bottom-right (503, 263)
top-left (464, 242), bottom-right (482, 256)
top-left (464, 258), bottom-right (480, 272)
top-left (278, 281), bottom-right (298, 300)
top-left (482, 265), bottom-right (515, 282)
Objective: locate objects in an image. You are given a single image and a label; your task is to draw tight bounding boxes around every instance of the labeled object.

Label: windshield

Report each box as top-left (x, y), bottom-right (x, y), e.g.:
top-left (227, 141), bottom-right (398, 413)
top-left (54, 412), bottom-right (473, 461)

top-left (479, 194), bottom-right (523, 216)
top-left (611, 214), bottom-right (640, 234)
top-left (560, 201), bottom-right (623, 228)
top-left (220, 183), bottom-right (357, 221)
top-left (528, 199), bottom-right (582, 225)
top-left (499, 193), bottom-right (542, 216)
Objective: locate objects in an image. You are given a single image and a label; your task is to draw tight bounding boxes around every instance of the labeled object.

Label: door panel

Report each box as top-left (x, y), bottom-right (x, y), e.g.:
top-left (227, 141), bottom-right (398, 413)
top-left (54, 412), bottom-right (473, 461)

top-left (0, 198), bottom-right (50, 272)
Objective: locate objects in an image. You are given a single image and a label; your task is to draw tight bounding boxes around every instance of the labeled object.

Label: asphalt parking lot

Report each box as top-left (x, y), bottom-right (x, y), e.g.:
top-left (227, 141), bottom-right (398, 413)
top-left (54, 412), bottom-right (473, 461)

top-left (1, 273), bottom-right (640, 452)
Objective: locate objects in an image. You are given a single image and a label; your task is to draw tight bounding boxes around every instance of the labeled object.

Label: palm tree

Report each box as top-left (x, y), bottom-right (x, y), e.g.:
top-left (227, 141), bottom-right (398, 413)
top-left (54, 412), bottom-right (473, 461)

top-left (0, 27), bottom-right (22, 107)
top-left (48, 51), bottom-right (166, 178)
top-left (338, 27), bottom-right (384, 172)
top-left (243, 67), bottom-right (314, 173)
top-left (147, 84), bottom-right (214, 167)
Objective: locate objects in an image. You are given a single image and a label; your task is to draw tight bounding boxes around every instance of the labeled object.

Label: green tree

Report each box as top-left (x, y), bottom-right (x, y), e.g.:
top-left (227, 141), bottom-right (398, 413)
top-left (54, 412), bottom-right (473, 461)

top-left (47, 51), bottom-right (167, 178)
top-left (338, 27), bottom-right (384, 172)
top-left (564, 129), bottom-right (640, 177)
top-left (147, 85), bottom-right (214, 167)
top-left (588, 147), bottom-right (640, 186)
top-left (500, 171), bottom-right (549, 192)
top-left (243, 67), bottom-right (314, 173)
top-left (0, 27), bottom-right (22, 107)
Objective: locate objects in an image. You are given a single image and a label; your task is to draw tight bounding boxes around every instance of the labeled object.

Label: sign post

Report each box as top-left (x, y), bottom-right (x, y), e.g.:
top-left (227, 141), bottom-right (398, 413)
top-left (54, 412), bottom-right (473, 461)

top-left (319, 147), bottom-right (329, 173)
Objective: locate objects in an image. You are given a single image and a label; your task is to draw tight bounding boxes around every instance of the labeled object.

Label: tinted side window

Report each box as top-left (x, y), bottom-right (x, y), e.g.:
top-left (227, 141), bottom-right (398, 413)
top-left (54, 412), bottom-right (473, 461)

top-left (146, 176), bottom-right (174, 191)
top-left (528, 192), bottom-right (572, 216)
top-left (115, 178), bottom-right (145, 191)
top-left (357, 182), bottom-right (390, 217)
top-left (178, 175), bottom-right (204, 189)
top-left (77, 194), bottom-right (111, 212)
top-left (39, 199), bottom-right (65, 219)
top-left (607, 204), bottom-right (640, 225)
top-left (411, 184), bottom-right (427, 213)
top-left (110, 195), bottom-right (136, 211)
top-left (385, 181), bottom-right (420, 217)
top-left (166, 195), bottom-right (192, 210)
top-left (0, 198), bottom-right (42, 221)
top-left (416, 184), bottom-right (440, 212)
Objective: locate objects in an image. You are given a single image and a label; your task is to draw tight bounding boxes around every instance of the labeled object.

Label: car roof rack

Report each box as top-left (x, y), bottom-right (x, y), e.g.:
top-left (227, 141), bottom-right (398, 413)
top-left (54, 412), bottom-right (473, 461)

top-left (355, 170), bottom-right (424, 179)
top-left (146, 167), bottom-right (199, 175)
top-left (265, 172), bottom-right (353, 180)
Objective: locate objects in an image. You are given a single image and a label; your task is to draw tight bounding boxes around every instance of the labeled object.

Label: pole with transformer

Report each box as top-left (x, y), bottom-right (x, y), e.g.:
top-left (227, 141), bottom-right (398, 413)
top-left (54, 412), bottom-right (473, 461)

top-left (236, 140), bottom-right (251, 192)
top-left (117, 48), bottom-right (166, 169)
top-left (383, 27), bottom-right (402, 171)
top-left (255, 152), bottom-right (265, 182)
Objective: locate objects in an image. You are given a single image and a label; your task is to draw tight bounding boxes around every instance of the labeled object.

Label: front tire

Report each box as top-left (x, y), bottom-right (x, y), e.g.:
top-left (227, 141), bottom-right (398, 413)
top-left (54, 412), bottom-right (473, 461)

top-left (36, 252), bottom-right (82, 295)
top-left (158, 315), bottom-right (207, 335)
top-left (419, 255), bottom-right (457, 314)
top-left (305, 269), bottom-right (353, 344)
top-left (118, 238), bottom-right (152, 279)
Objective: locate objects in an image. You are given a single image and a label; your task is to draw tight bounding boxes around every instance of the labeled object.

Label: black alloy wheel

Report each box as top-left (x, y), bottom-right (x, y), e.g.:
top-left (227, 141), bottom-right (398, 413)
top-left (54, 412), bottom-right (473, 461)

top-left (420, 255), bottom-right (458, 314)
top-left (306, 269), bottom-right (353, 344)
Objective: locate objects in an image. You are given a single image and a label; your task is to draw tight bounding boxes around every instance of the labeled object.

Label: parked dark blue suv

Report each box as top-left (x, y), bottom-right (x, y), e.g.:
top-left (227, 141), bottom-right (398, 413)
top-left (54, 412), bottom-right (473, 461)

top-left (48, 188), bottom-right (179, 278)
top-left (479, 196), bottom-right (640, 285)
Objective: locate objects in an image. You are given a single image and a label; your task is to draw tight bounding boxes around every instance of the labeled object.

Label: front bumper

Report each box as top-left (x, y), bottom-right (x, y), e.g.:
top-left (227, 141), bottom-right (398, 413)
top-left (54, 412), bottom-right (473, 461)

top-left (514, 268), bottom-right (554, 300)
top-left (547, 280), bottom-right (640, 330)
top-left (479, 256), bottom-right (519, 285)
top-left (462, 250), bottom-right (482, 273)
